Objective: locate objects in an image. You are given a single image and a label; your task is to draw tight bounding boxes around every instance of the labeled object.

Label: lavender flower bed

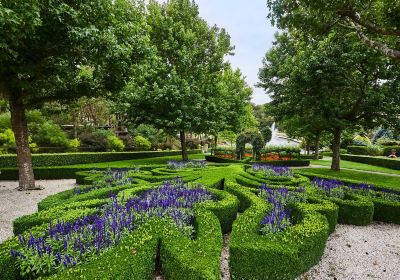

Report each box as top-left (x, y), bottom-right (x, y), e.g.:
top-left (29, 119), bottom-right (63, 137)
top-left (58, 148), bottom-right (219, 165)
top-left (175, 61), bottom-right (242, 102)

top-left (167, 160), bottom-right (207, 170)
top-left (311, 178), bottom-right (400, 202)
top-left (73, 168), bottom-right (138, 195)
top-left (10, 180), bottom-right (216, 278)
top-left (258, 184), bottom-right (306, 235)
top-left (252, 164), bottom-right (293, 177)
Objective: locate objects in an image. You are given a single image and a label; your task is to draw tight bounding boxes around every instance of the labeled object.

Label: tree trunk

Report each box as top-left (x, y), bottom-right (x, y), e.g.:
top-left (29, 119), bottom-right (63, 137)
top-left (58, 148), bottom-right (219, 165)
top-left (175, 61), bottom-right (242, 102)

top-left (9, 96), bottom-right (36, 190)
top-left (314, 132), bottom-right (321, 160)
top-left (331, 128), bottom-right (342, 171)
top-left (306, 141), bottom-right (310, 155)
top-left (180, 130), bottom-right (188, 161)
top-left (72, 111), bottom-right (78, 139)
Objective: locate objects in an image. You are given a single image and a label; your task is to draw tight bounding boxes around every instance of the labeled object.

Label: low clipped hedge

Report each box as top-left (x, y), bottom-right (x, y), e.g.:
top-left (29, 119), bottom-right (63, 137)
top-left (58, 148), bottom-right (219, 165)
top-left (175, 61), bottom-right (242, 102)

top-left (296, 170), bottom-right (400, 194)
top-left (341, 154), bottom-right (400, 170)
top-left (226, 183), bottom-right (331, 280)
top-left (347, 146), bottom-right (383, 156)
top-left (323, 193), bottom-right (374, 226)
top-left (3, 175), bottom-right (235, 280)
top-left (371, 196), bottom-right (400, 224)
top-left (382, 146), bottom-right (400, 157)
top-left (0, 150), bottom-right (201, 168)
top-left (205, 155), bottom-right (310, 167)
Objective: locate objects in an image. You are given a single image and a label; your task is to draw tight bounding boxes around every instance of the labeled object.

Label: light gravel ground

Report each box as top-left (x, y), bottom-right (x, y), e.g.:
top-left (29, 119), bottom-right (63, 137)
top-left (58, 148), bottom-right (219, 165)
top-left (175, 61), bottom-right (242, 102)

top-left (298, 223), bottom-right (400, 280)
top-left (0, 180), bottom-right (76, 243)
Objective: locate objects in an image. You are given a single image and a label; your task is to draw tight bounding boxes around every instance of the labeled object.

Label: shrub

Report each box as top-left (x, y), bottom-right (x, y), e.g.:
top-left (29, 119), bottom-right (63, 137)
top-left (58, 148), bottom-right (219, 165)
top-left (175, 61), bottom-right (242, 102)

top-left (107, 135), bottom-right (125, 152)
top-left (347, 145), bottom-right (383, 156)
top-left (377, 139), bottom-right (400, 146)
top-left (133, 135), bottom-right (152, 151)
top-left (226, 183), bottom-right (331, 280)
top-left (79, 129), bottom-right (111, 151)
top-left (33, 122), bottom-right (69, 147)
top-left (382, 146), bottom-right (400, 157)
top-left (341, 154), bottom-right (400, 170)
top-left (0, 150), bottom-right (201, 169)
top-left (68, 138), bottom-right (81, 152)
top-left (352, 134), bottom-right (372, 146)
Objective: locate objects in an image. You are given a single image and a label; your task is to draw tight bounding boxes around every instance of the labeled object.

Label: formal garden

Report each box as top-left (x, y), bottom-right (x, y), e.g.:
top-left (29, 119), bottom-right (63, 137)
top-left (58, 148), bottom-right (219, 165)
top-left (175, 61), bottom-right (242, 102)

top-left (1, 0), bottom-right (400, 279)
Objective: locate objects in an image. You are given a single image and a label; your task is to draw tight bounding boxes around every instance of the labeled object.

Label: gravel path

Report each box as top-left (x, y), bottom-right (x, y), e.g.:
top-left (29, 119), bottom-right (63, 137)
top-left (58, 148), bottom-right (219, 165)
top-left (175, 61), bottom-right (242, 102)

top-left (297, 222), bottom-right (400, 280)
top-left (0, 180), bottom-right (76, 243)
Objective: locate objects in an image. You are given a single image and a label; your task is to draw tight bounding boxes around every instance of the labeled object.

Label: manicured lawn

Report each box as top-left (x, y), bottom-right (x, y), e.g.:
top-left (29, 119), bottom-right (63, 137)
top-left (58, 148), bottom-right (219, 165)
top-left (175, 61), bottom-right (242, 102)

top-left (297, 168), bottom-right (400, 190)
top-left (64, 154), bottom-right (206, 168)
top-left (310, 158), bottom-right (400, 175)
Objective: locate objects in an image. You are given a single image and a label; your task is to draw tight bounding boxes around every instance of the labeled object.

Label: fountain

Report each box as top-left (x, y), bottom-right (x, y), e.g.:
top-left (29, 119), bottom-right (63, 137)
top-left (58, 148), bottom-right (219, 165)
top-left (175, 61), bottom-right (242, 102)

top-left (266, 122), bottom-right (300, 147)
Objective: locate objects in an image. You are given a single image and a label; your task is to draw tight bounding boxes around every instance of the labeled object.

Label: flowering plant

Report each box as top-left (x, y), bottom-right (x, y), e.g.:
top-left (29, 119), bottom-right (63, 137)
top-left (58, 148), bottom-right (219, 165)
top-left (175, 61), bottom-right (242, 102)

top-left (167, 160), bottom-right (207, 170)
top-left (258, 184), bottom-right (306, 235)
top-left (252, 164), bottom-right (293, 177)
top-left (11, 180), bottom-right (215, 278)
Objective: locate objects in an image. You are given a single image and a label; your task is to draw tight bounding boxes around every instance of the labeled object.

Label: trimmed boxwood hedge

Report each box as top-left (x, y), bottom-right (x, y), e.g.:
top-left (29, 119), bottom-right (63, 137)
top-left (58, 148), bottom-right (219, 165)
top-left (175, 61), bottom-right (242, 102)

top-left (3, 174), bottom-right (240, 280)
top-left (226, 183), bottom-right (332, 280)
top-left (371, 197), bottom-right (400, 224)
top-left (323, 193), bottom-right (374, 226)
top-left (341, 154), bottom-right (400, 170)
top-left (205, 155), bottom-right (310, 167)
top-left (0, 150), bottom-right (201, 168)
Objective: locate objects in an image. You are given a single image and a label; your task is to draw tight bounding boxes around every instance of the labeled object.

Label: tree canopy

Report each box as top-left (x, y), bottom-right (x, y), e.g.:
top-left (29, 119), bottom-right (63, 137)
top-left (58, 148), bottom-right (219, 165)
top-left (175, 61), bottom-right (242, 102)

top-left (266, 0), bottom-right (400, 60)
top-left (259, 30), bottom-right (398, 169)
top-left (0, 0), bottom-right (152, 189)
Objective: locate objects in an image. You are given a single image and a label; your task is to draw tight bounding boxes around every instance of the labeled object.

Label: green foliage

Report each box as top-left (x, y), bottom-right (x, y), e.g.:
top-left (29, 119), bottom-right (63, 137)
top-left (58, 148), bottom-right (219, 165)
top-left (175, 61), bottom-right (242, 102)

top-left (68, 138), bottom-right (80, 152)
top-left (122, 0), bottom-right (233, 138)
top-left (0, 128), bottom-right (15, 147)
top-left (266, 0), bottom-right (400, 60)
top-left (353, 134), bottom-right (372, 146)
top-left (131, 124), bottom-right (165, 148)
top-left (226, 183), bottom-right (331, 280)
top-left (323, 194), bottom-right (374, 226)
top-left (236, 129), bottom-right (264, 160)
top-left (0, 150), bottom-right (201, 168)
top-left (107, 135), bottom-right (125, 152)
top-left (133, 135), bottom-right (152, 151)
top-left (33, 122), bottom-right (69, 147)
top-left (341, 154), bottom-right (400, 171)
top-left (347, 145), bottom-right (384, 156)
top-left (79, 129), bottom-right (112, 151)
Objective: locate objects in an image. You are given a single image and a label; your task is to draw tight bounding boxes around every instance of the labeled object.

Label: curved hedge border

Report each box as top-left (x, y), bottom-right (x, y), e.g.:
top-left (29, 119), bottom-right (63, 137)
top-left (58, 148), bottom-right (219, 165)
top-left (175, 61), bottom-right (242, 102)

top-left (2, 162), bottom-right (399, 280)
top-left (0, 150), bottom-right (201, 168)
top-left (2, 169), bottom-right (239, 280)
top-left (226, 183), bottom-right (335, 280)
top-left (322, 193), bottom-right (374, 226)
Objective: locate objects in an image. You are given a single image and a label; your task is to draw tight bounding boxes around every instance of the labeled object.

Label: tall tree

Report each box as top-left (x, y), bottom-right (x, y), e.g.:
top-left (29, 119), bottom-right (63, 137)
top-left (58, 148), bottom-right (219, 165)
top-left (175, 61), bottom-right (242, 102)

top-left (259, 31), bottom-right (397, 170)
top-left (0, 0), bottom-right (151, 189)
top-left (122, 0), bottom-right (232, 160)
top-left (266, 0), bottom-right (400, 60)
top-left (209, 66), bottom-right (253, 147)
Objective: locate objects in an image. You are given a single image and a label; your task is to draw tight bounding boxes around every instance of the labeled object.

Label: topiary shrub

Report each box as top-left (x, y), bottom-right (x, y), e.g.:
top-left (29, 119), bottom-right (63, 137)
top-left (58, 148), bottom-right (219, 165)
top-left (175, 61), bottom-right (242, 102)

top-left (236, 129), bottom-right (264, 161)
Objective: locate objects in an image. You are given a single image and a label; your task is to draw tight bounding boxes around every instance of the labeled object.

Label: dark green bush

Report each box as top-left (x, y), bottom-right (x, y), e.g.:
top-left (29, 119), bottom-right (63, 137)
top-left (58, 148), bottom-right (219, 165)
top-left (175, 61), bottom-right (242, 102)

top-left (0, 150), bottom-right (201, 168)
top-left (325, 193), bottom-right (374, 225)
top-left (371, 197), bottom-right (400, 224)
top-left (341, 154), bottom-right (400, 170)
top-left (205, 155), bottom-right (310, 167)
top-left (347, 145), bottom-right (383, 156)
top-left (382, 146), bottom-right (400, 157)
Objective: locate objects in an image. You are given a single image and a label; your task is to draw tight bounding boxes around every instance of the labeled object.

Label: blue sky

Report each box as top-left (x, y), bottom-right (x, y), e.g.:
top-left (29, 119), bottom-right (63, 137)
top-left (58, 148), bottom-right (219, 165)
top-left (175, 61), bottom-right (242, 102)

top-left (194, 0), bottom-right (278, 105)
